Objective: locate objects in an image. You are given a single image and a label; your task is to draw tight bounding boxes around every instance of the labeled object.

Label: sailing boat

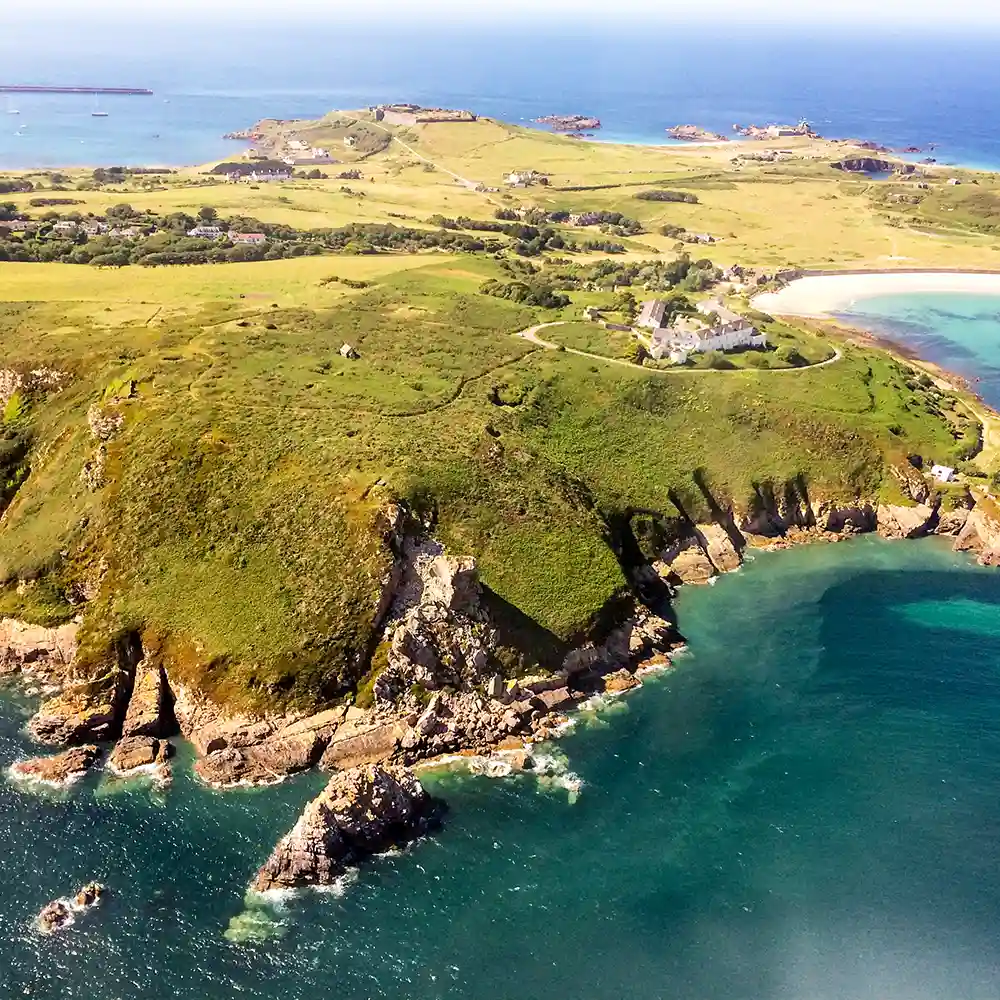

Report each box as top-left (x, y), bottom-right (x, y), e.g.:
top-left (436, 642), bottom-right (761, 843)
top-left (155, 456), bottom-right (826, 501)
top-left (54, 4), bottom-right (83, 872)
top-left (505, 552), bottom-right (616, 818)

top-left (91, 96), bottom-right (108, 118)
top-left (5, 97), bottom-right (19, 115)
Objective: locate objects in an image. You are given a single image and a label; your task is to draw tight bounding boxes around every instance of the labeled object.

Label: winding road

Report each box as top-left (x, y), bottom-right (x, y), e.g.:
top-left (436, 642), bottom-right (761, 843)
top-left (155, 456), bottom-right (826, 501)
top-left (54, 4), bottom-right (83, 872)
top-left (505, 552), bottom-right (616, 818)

top-left (516, 321), bottom-right (844, 374)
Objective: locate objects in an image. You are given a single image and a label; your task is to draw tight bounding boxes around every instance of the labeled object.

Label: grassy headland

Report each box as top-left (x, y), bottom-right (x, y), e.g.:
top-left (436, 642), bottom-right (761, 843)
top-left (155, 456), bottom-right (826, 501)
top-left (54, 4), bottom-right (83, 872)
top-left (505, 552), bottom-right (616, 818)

top-left (0, 115), bottom-right (995, 713)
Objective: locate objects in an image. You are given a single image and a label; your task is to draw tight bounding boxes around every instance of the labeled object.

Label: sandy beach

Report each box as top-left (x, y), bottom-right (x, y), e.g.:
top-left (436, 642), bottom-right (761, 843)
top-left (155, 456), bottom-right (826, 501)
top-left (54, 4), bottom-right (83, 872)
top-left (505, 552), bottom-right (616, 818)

top-left (754, 271), bottom-right (1000, 317)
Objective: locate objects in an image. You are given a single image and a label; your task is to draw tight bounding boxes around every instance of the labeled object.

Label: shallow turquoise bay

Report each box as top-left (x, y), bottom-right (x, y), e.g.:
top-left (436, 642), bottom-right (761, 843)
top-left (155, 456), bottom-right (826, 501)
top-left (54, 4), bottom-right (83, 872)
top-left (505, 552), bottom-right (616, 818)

top-left (842, 292), bottom-right (1000, 408)
top-left (4, 536), bottom-right (1000, 999)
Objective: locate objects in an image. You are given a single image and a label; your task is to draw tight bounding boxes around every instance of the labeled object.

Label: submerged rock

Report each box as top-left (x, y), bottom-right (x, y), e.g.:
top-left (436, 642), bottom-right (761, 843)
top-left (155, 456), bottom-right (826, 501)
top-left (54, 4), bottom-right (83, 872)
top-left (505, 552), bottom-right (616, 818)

top-left (11, 744), bottom-right (100, 786)
top-left (251, 763), bottom-right (438, 892)
top-left (37, 899), bottom-right (73, 934)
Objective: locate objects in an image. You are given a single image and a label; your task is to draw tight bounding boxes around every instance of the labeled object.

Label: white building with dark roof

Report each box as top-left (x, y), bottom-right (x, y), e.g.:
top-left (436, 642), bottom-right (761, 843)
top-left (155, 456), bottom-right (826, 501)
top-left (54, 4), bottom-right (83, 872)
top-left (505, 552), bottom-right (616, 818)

top-left (649, 299), bottom-right (766, 359)
top-left (636, 299), bottom-right (670, 329)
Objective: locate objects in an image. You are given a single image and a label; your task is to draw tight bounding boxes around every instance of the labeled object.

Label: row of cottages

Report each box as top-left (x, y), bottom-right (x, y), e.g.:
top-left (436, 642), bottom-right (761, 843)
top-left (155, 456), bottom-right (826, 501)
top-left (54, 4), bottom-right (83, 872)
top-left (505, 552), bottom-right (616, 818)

top-left (638, 298), bottom-right (766, 361)
top-left (224, 167), bottom-right (292, 184)
top-left (187, 227), bottom-right (267, 244)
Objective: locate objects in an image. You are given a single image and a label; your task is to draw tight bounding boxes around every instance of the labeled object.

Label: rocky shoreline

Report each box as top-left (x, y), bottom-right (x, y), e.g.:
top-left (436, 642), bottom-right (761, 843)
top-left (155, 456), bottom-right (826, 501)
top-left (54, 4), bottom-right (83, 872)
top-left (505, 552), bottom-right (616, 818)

top-left (3, 485), bottom-right (1000, 891)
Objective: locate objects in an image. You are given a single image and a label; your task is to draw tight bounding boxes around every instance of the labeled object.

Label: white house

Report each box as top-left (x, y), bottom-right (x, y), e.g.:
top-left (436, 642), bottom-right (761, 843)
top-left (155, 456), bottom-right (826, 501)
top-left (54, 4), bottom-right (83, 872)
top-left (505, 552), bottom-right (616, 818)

top-left (505, 169), bottom-right (541, 187)
top-left (52, 220), bottom-right (78, 234)
top-left (931, 465), bottom-right (957, 483)
top-left (648, 300), bottom-right (766, 359)
top-left (227, 232), bottom-right (266, 244)
top-left (188, 226), bottom-right (224, 238)
top-left (636, 299), bottom-right (670, 329)
top-left (947, 177), bottom-right (961, 186)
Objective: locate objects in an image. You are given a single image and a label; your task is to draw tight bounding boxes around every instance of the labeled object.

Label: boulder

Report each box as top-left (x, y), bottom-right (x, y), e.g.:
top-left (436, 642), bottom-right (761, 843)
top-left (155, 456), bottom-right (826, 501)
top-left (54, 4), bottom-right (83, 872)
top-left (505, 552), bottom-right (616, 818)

top-left (699, 523), bottom-right (743, 572)
top-left (251, 763), bottom-right (439, 892)
top-left (876, 503), bottom-right (937, 540)
top-left (121, 660), bottom-right (171, 738)
top-left (603, 669), bottom-right (640, 694)
top-left (656, 547), bottom-right (715, 585)
top-left (530, 687), bottom-right (575, 713)
top-left (319, 721), bottom-right (405, 771)
top-left (171, 683), bottom-right (281, 756)
top-left (109, 736), bottom-right (173, 774)
top-left (0, 618), bottom-right (78, 678)
top-left (74, 882), bottom-right (105, 907)
top-left (28, 685), bottom-right (123, 746)
top-left (194, 732), bottom-right (325, 787)
top-left (936, 507), bottom-right (972, 537)
top-left (11, 744), bottom-right (100, 785)
top-left (421, 555), bottom-right (480, 613)
top-left (821, 504), bottom-right (877, 534)
top-left (954, 503), bottom-right (1000, 565)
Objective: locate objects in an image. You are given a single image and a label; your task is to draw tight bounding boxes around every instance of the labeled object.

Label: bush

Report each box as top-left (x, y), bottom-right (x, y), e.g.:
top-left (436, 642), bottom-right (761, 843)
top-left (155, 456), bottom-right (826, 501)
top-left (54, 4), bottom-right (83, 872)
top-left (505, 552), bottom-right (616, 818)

top-left (775, 345), bottom-right (805, 366)
top-left (635, 190), bottom-right (699, 204)
top-left (696, 351), bottom-right (735, 370)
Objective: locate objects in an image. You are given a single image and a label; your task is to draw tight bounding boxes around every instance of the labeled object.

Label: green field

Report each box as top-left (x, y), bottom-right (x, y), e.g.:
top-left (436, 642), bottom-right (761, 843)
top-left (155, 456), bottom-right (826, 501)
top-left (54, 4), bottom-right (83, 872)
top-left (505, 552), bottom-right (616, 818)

top-left (0, 116), bottom-right (992, 715)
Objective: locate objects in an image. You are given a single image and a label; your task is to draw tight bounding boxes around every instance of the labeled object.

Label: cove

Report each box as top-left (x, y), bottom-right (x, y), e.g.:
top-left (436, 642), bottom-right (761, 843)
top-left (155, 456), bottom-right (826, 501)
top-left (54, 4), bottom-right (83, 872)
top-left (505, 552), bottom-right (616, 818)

top-left (3, 535), bottom-right (1000, 998)
top-left (840, 292), bottom-right (1000, 409)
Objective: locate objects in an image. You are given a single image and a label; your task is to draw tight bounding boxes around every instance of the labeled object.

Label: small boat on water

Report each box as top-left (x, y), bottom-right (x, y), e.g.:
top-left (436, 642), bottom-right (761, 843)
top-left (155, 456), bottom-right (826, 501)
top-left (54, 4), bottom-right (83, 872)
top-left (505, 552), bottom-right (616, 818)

top-left (92, 111), bottom-right (109, 117)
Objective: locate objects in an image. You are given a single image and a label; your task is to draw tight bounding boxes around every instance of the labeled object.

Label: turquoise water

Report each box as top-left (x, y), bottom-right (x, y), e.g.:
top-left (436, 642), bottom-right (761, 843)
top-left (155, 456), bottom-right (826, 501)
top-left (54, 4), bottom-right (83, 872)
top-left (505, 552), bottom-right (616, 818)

top-left (4, 536), bottom-right (1000, 999)
top-left (842, 292), bottom-right (1000, 408)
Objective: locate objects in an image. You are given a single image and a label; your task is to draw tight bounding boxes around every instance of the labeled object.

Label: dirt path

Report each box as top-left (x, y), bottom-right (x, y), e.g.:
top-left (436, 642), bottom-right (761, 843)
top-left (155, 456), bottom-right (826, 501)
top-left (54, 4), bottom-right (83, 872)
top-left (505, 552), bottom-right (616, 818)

top-left (516, 322), bottom-right (843, 375)
top-left (346, 115), bottom-right (482, 190)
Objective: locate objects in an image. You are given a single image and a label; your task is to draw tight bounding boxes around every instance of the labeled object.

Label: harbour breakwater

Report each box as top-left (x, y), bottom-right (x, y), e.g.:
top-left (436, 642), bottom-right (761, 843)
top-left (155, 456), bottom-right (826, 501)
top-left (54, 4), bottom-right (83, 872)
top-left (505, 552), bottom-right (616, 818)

top-left (0, 86), bottom-right (153, 95)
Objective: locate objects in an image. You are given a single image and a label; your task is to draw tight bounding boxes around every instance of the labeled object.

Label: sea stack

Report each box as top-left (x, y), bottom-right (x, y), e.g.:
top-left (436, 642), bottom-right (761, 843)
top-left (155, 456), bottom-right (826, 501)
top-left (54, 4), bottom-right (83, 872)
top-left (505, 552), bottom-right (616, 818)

top-left (251, 763), bottom-right (439, 892)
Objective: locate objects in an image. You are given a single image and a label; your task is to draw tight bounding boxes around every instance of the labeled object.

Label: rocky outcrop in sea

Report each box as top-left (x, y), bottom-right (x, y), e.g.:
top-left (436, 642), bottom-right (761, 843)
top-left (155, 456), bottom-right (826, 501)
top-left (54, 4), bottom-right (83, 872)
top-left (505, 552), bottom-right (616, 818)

top-left (36, 882), bottom-right (105, 934)
top-left (251, 763), bottom-right (438, 892)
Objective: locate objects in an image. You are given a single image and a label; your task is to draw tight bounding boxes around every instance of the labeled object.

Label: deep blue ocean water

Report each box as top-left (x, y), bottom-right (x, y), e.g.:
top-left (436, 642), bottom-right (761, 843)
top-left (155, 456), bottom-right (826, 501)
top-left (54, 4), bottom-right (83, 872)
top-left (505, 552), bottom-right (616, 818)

top-left (2, 20), bottom-right (1000, 168)
top-left (4, 536), bottom-right (1000, 1000)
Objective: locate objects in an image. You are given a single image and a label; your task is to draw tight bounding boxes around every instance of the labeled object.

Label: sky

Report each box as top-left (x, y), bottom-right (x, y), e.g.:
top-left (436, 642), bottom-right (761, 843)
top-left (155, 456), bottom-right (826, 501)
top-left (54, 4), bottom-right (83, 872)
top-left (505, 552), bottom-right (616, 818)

top-left (10, 0), bottom-right (1000, 26)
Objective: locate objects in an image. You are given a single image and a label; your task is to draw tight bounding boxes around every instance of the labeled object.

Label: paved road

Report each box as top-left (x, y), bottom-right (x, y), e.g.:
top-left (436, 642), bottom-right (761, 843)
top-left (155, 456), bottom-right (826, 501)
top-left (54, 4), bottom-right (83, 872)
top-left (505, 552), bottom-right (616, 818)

top-left (516, 321), bottom-right (844, 374)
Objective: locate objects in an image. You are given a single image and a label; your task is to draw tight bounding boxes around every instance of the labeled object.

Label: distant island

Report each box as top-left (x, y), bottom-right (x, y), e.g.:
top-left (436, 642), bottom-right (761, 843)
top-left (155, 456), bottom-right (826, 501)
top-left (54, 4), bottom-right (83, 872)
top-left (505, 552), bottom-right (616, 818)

top-left (534, 114), bottom-right (602, 131)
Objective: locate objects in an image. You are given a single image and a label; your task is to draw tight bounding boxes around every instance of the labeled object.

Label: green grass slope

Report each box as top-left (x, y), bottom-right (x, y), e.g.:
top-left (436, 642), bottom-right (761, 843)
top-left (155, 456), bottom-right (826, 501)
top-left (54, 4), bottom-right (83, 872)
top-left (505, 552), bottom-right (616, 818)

top-left (0, 256), bottom-right (979, 714)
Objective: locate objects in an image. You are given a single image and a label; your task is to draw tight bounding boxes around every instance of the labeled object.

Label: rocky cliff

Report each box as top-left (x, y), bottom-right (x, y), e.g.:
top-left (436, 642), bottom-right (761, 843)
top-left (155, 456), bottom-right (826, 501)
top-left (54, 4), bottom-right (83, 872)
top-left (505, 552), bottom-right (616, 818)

top-left (251, 763), bottom-right (437, 891)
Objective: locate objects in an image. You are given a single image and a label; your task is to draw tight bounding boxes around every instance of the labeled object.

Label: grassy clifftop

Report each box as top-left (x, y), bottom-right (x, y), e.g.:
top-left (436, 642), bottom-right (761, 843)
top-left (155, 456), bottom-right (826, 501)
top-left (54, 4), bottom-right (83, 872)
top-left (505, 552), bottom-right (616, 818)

top-left (0, 117), bottom-right (993, 713)
top-left (0, 256), bottom-right (979, 713)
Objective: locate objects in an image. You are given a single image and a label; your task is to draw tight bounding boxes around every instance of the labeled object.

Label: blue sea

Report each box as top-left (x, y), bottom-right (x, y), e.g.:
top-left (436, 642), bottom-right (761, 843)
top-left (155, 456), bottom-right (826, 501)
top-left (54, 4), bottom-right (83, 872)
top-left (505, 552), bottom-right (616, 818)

top-left (5, 537), bottom-right (1000, 999)
top-left (2, 17), bottom-right (1000, 168)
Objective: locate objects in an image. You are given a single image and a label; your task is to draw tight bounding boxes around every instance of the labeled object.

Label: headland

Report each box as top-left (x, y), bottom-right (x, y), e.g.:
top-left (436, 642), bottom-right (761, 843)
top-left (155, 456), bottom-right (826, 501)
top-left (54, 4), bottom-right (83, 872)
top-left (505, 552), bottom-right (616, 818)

top-left (3, 101), bottom-right (1000, 910)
